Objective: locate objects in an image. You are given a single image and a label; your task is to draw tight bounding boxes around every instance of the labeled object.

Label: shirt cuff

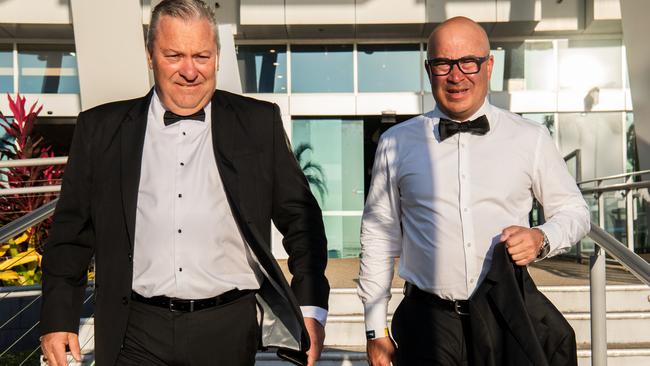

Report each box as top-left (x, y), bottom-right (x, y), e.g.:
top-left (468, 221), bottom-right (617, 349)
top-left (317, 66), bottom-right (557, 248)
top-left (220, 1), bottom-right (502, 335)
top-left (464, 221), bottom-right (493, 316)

top-left (363, 301), bottom-right (389, 338)
top-left (534, 224), bottom-right (570, 259)
top-left (300, 306), bottom-right (328, 327)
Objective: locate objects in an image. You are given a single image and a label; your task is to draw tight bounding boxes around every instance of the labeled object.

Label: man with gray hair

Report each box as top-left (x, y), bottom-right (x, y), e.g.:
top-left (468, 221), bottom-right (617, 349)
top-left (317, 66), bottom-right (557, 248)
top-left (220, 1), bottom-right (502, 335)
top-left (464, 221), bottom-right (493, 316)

top-left (40, 1), bottom-right (328, 365)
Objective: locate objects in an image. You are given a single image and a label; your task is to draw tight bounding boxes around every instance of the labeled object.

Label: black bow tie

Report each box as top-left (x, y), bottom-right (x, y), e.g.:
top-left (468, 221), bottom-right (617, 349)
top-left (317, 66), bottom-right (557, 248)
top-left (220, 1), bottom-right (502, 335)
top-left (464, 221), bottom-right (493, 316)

top-left (438, 115), bottom-right (490, 141)
top-left (163, 109), bottom-right (206, 126)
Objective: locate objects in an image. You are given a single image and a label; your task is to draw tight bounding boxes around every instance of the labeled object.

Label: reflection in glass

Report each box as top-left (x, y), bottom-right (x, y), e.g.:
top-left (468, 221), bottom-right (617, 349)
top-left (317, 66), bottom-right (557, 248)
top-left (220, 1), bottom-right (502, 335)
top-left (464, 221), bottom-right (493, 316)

top-left (522, 113), bottom-right (555, 136)
top-left (18, 45), bottom-right (79, 94)
top-left (604, 191), bottom-right (627, 245)
top-left (236, 45), bottom-right (287, 93)
top-left (558, 112), bottom-right (624, 180)
top-left (357, 44), bottom-right (420, 92)
top-left (291, 45), bottom-right (353, 93)
top-left (558, 39), bottom-right (623, 92)
top-left (576, 194), bottom-right (599, 254)
top-left (634, 188), bottom-right (650, 253)
top-left (490, 41), bottom-right (554, 92)
top-left (292, 118), bottom-right (364, 257)
top-left (0, 45), bottom-right (13, 93)
top-left (626, 112), bottom-right (637, 173)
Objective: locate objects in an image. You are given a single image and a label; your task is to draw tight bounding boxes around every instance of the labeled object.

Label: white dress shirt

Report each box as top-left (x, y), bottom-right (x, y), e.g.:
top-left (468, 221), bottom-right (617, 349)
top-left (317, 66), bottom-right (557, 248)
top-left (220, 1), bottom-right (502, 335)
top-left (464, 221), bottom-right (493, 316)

top-left (132, 91), bottom-right (327, 324)
top-left (358, 100), bottom-right (590, 333)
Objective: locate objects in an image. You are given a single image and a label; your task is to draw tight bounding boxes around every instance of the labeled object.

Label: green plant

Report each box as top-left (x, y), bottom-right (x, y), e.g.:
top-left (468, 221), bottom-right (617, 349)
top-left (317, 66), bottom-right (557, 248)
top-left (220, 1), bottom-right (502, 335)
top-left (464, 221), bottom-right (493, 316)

top-left (0, 93), bottom-right (63, 286)
top-left (293, 143), bottom-right (328, 204)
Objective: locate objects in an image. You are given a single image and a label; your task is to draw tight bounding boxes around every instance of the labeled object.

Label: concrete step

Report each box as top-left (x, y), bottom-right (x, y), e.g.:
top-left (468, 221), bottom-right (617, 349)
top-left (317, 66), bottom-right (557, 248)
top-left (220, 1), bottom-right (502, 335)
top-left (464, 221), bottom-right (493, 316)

top-left (39, 347), bottom-right (650, 366)
top-left (325, 286), bottom-right (650, 347)
top-left (329, 285), bottom-right (650, 315)
top-left (254, 348), bottom-right (650, 366)
top-left (323, 312), bottom-right (650, 347)
top-left (49, 285), bottom-right (650, 365)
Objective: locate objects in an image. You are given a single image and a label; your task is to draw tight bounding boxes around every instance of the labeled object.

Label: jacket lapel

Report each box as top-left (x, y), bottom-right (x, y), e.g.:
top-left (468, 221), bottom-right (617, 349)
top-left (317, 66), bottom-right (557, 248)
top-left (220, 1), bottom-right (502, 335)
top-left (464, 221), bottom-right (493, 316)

top-left (211, 92), bottom-right (241, 210)
top-left (120, 91), bottom-right (152, 249)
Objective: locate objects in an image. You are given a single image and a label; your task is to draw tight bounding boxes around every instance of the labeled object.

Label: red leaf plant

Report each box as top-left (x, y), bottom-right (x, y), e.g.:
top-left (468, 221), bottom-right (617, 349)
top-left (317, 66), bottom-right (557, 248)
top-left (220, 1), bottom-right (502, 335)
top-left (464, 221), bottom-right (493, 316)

top-left (0, 93), bottom-right (64, 256)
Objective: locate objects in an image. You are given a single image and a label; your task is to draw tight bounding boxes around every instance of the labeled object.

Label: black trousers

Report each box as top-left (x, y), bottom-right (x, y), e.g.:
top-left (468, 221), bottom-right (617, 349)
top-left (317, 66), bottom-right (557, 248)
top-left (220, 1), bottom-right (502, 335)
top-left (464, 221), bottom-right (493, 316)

top-left (115, 292), bottom-right (259, 366)
top-left (391, 296), bottom-right (474, 366)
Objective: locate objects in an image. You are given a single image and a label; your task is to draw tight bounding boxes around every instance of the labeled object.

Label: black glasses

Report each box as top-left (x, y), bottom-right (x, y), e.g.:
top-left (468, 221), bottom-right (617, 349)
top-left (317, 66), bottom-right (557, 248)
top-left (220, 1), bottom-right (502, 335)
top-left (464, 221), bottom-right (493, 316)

top-left (425, 55), bottom-right (490, 76)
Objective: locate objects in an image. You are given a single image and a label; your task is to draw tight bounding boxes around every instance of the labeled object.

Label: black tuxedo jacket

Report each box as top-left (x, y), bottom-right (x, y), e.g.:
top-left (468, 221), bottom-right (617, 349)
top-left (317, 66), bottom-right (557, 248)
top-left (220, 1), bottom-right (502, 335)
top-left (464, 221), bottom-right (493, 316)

top-left (40, 89), bottom-right (329, 365)
top-left (468, 242), bottom-right (577, 366)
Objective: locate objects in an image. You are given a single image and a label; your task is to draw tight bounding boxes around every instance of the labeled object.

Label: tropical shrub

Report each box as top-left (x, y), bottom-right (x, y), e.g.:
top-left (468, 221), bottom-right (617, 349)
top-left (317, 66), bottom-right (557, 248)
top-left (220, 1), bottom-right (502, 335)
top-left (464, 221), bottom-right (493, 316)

top-left (0, 94), bottom-right (63, 286)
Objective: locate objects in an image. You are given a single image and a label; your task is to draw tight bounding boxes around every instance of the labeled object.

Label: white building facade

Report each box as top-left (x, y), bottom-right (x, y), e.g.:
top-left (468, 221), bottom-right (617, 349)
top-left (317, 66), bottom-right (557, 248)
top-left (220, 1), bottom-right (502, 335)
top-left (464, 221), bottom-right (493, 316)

top-left (1, 0), bottom-right (648, 258)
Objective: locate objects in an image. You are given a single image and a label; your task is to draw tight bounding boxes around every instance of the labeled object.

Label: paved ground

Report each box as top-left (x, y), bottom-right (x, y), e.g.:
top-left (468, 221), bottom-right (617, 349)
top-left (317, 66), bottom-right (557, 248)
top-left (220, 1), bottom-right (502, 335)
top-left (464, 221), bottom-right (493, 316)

top-left (277, 255), bottom-right (644, 289)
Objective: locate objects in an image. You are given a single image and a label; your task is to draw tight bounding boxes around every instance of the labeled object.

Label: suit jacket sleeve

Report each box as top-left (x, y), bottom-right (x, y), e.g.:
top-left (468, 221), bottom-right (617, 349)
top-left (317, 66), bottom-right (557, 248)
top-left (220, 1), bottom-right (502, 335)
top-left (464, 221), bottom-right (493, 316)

top-left (40, 111), bottom-right (96, 335)
top-left (269, 104), bottom-right (330, 310)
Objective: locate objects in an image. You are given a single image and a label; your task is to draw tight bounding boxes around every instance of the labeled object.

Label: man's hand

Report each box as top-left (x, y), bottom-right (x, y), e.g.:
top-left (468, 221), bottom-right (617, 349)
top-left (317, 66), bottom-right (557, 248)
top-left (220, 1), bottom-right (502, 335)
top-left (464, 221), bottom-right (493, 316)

top-left (304, 317), bottom-right (325, 366)
top-left (40, 332), bottom-right (81, 366)
top-left (367, 336), bottom-right (396, 366)
top-left (501, 226), bottom-right (545, 266)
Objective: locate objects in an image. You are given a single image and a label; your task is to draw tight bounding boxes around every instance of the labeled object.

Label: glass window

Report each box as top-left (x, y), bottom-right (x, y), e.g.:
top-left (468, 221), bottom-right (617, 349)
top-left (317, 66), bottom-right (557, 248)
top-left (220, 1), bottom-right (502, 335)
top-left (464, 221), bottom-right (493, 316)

top-left (558, 112), bottom-right (624, 180)
top-left (357, 44), bottom-right (421, 92)
top-left (522, 113), bottom-right (555, 136)
top-left (490, 41), bottom-right (555, 92)
top-left (292, 118), bottom-right (364, 258)
top-left (18, 45), bottom-right (79, 94)
top-left (0, 45), bottom-right (13, 93)
top-left (558, 39), bottom-right (623, 91)
top-left (236, 45), bottom-right (287, 93)
top-left (626, 112), bottom-right (636, 173)
top-left (291, 45), bottom-right (353, 93)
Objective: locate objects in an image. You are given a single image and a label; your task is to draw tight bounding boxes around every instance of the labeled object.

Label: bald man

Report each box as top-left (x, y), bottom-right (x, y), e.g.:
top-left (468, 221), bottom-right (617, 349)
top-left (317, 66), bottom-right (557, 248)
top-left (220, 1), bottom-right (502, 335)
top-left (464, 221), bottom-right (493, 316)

top-left (358, 17), bottom-right (588, 365)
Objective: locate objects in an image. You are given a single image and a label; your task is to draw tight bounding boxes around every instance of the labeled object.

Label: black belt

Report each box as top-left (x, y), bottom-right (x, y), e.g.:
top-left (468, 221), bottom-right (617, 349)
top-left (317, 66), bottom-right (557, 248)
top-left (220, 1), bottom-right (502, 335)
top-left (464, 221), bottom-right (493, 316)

top-left (404, 282), bottom-right (470, 316)
top-left (131, 289), bottom-right (252, 312)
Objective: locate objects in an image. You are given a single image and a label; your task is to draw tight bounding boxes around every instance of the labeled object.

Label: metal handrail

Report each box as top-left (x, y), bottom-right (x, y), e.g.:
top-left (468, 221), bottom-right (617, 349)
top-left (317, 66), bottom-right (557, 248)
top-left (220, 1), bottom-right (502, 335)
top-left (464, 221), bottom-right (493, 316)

top-left (563, 149), bottom-right (582, 183)
top-left (0, 156), bottom-right (67, 169)
top-left (0, 156), bottom-right (67, 196)
top-left (0, 199), bottom-right (58, 244)
top-left (578, 169), bottom-right (650, 186)
top-left (588, 223), bottom-right (650, 286)
top-left (586, 223), bottom-right (650, 366)
top-left (579, 180), bottom-right (650, 195)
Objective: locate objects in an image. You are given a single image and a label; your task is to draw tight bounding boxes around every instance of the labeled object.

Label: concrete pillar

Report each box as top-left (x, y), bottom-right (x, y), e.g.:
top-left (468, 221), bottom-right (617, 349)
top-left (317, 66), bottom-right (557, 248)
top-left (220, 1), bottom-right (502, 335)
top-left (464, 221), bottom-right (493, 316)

top-left (621, 0), bottom-right (650, 171)
top-left (70, 0), bottom-right (150, 110)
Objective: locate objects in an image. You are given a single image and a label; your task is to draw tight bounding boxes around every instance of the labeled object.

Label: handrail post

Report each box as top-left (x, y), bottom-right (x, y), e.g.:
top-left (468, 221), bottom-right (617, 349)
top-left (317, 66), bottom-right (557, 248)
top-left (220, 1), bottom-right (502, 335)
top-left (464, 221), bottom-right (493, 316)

top-left (590, 245), bottom-right (608, 366)
top-left (625, 187), bottom-right (635, 252)
top-left (576, 150), bottom-right (582, 262)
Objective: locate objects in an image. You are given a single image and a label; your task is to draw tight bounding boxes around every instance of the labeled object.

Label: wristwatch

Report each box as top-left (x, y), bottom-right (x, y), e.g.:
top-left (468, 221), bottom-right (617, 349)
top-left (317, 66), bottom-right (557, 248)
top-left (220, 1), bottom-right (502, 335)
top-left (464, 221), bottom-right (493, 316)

top-left (536, 229), bottom-right (551, 259)
top-left (366, 328), bottom-right (389, 340)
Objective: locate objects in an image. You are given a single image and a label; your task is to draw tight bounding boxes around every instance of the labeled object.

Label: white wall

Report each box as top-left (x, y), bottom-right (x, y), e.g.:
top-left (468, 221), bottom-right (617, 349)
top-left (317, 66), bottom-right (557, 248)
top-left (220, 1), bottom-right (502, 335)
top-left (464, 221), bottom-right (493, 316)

top-left (356, 0), bottom-right (425, 24)
top-left (70, 0), bottom-right (150, 110)
top-left (0, 0), bottom-right (71, 24)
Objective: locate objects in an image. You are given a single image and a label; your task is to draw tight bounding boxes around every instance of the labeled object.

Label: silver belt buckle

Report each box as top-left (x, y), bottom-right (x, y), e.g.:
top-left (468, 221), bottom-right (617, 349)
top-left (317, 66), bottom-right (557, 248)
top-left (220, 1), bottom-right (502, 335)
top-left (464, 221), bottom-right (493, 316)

top-left (454, 301), bottom-right (469, 316)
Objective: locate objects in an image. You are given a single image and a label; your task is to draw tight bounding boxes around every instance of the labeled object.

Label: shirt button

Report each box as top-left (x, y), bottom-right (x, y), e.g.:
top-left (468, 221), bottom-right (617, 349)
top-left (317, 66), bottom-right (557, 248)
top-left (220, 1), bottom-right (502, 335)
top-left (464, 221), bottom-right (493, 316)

top-left (128, 253), bottom-right (133, 262)
top-left (182, 132), bottom-right (186, 136)
top-left (461, 174), bottom-right (466, 179)
top-left (466, 242), bottom-right (471, 247)
top-left (179, 268), bottom-right (183, 272)
top-left (470, 278), bottom-right (475, 284)
top-left (463, 208), bottom-right (468, 212)
top-left (178, 229), bottom-right (182, 233)
top-left (178, 193), bottom-right (182, 198)
top-left (180, 162), bottom-right (185, 166)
